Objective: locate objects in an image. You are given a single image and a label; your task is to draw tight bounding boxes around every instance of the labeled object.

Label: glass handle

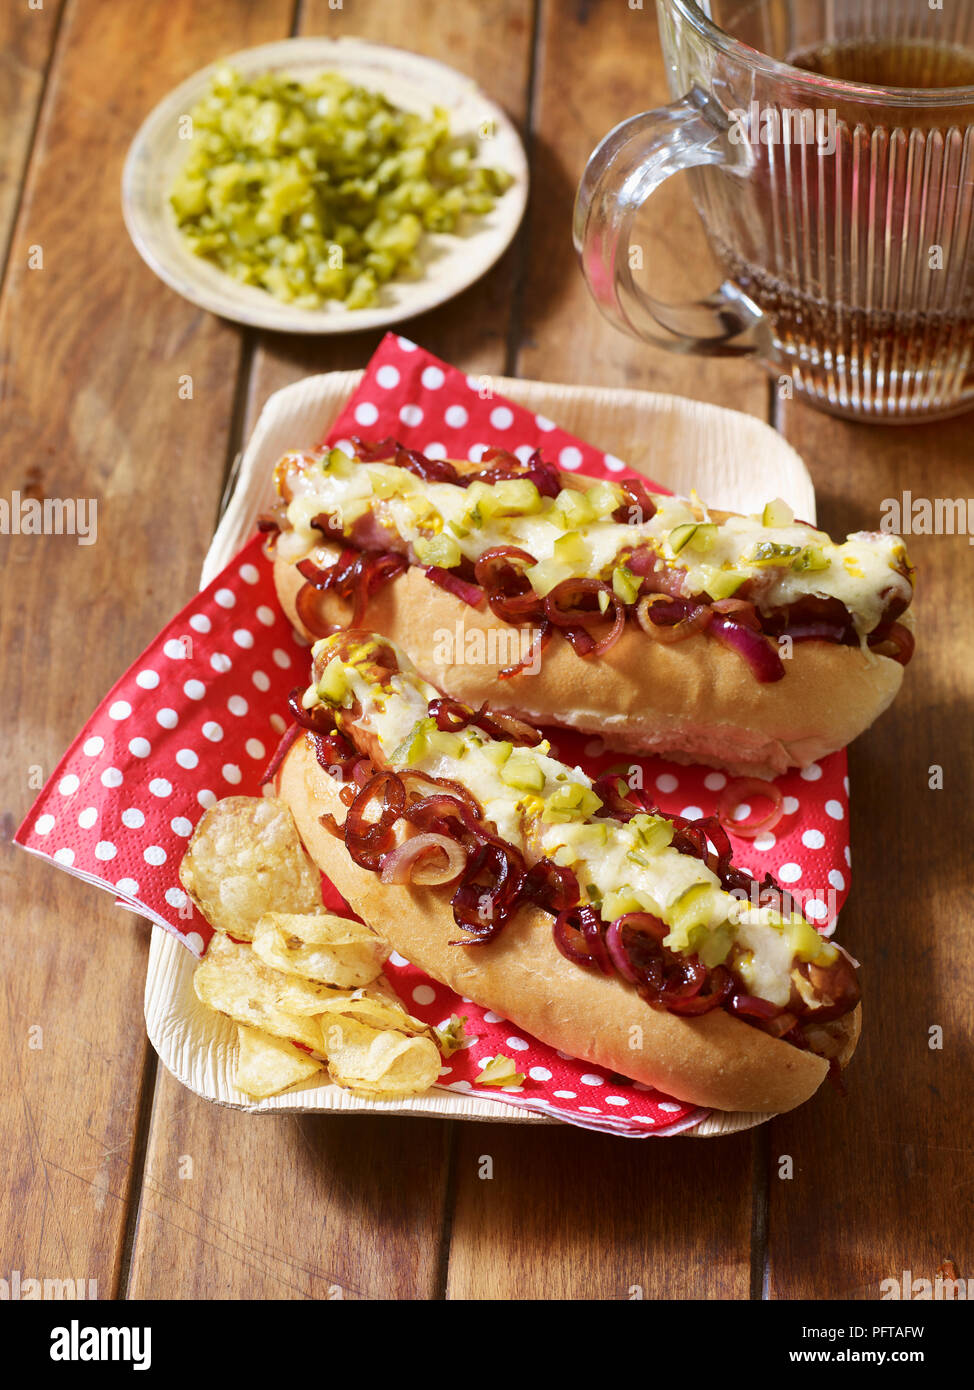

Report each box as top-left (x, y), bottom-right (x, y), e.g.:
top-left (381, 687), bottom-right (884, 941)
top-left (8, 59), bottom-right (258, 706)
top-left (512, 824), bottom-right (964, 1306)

top-left (573, 93), bottom-right (767, 356)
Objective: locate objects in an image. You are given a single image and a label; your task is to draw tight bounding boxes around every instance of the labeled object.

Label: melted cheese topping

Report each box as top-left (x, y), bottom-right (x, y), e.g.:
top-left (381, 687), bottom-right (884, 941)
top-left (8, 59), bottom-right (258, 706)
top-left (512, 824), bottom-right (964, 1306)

top-left (313, 634), bottom-right (838, 1008)
top-left (275, 452), bottom-right (912, 637)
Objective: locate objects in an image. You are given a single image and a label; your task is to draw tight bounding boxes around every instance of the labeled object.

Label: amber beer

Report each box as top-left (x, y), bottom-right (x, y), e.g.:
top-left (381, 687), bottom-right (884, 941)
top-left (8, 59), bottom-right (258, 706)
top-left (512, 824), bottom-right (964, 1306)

top-left (789, 37), bottom-right (974, 88)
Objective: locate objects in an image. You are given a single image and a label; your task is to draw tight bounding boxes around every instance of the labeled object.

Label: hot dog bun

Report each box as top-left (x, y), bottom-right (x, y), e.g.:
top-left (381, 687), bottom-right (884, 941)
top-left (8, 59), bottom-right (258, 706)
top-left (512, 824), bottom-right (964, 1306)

top-left (274, 733), bottom-right (860, 1114)
top-left (275, 547), bottom-right (907, 779)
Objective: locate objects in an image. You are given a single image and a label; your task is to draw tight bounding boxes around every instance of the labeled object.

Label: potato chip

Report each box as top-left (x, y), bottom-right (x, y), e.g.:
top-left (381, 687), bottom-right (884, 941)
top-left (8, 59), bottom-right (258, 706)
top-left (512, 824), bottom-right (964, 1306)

top-left (193, 934), bottom-right (332, 1051)
top-left (320, 1016), bottom-right (441, 1098)
top-left (235, 1025), bottom-right (323, 1099)
top-left (313, 980), bottom-right (432, 1038)
top-left (251, 911), bottom-right (388, 988)
top-left (179, 796), bottom-right (321, 939)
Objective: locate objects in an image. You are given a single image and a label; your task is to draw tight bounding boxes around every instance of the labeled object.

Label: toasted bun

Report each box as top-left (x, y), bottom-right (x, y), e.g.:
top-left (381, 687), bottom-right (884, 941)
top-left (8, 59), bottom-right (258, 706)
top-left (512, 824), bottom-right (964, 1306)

top-left (275, 548), bottom-right (905, 778)
top-left (275, 734), bottom-right (860, 1114)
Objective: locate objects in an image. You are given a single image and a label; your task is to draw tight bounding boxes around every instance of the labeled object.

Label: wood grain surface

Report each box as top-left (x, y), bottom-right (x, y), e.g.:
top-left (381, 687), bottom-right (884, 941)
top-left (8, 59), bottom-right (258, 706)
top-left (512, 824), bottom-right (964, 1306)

top-left (0, 0), bottom-right (64, 270)
top-left (1, 0), bottom-right (970, 1303)
top-left (0, 0), bottom-right (293, 1302)
top-left (765, 407), bottom-right (974, 1299)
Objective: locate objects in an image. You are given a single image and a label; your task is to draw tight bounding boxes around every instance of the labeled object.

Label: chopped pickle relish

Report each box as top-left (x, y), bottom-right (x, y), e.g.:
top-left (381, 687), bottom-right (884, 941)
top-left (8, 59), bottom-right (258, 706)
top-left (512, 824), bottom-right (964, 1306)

top-left (170, 67), bottom-right (513, 309)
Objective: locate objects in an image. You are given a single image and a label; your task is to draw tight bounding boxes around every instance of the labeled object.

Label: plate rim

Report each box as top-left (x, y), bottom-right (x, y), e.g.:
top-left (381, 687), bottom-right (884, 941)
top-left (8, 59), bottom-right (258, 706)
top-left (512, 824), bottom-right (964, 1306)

top-left (120, 35), bottom-right (529, 334)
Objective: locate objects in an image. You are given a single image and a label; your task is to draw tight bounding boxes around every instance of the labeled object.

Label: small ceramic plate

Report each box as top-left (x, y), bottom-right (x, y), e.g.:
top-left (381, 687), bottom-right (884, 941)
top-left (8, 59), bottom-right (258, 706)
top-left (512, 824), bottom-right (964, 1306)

top-left (121, 37), bottom-right (529, 333)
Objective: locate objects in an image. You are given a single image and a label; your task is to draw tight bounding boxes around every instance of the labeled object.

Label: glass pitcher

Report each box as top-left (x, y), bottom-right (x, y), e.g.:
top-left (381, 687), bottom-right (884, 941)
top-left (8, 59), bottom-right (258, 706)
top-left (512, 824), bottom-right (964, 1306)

top-left (574, 0), bottom-right (974, 421)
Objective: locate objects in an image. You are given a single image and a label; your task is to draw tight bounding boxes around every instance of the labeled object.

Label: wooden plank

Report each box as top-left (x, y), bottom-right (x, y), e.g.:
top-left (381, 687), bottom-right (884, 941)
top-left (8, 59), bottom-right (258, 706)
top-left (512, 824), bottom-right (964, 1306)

top-left (0, 0), bottom-right (292, 1300)
top-left (446, 1123), bottom-right (756, 1299)
top-left (765, 406), bottom-right (974, 1298)
top-left (0, 0), bottom-right (64, 272)
top-left (129, 0), bottom-right (537, 1300)
top-left (512, 0), bottom-right (768, 414)
top-left (440, 0), bottom-right (761, 1300)
top-left (129, 1070), bottom-right (451, 1299)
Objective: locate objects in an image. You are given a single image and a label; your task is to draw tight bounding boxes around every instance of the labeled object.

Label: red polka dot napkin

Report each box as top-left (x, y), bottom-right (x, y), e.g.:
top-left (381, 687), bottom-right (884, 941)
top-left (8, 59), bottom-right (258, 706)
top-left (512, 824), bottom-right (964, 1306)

top-left (15, 333), bottom-right (851, 1137)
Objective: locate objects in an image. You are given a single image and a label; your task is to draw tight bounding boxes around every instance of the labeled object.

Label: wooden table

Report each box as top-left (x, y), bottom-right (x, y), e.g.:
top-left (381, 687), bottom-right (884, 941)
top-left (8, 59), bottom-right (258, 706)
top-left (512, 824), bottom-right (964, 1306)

top-left (2, 0), bottom-right (970, 1302)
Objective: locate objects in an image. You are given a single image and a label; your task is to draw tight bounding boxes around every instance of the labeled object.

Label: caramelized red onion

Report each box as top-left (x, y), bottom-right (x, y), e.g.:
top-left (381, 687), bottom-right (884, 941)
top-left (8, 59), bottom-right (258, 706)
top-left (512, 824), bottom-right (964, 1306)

top-left (514, 448), bottom-right (562, 498)
top-left (287, 686), bottom-right (337, 733)
top-left (344, 772), bottom-right (407, 871)
top-left (404, 792), bottom-right (484, 840)
top-left (614, 477), bottom-right (658, 524)
top-left (428, 696), bottom-right (543, 746)
top-left (473, 546), bottom-right (543, 624)
top-left (451, 841), bottom-right (526, 942)
top-left (348, 435), bottom-right (400, 462)
top-left (604, 913), bottom-right (733, 1015)
top-left (398, 769), bottom-right (482, 815)
top-left (295, 550), bottom-right (358, 634)
top-left (296, 550), bottom-right (354, 590)
top-left (579, 907), bottom-right (614, 974)
top-left (395, 445), bottom-right (462, 485)
top-left (605, 913), bottom-right (666, 982)
top-left (721, 862), bottom-right (801, 921)
top-left (378, 833), bottom-right (467, 887)
top-left (424, 566), bottom-right (485, 608)
top-left (636, 594), bottom-right (713, 643)
top-left (553, 906), bottom-right (612, 972)
top-left (544, 578), bottom-right (625, 656)
top-left (718, 778), bottom-right (785, 839)
top-left (660, 964), bottom-right (734, 1016)
top-left (350, 438), bottom-right (557, 501)
top-left (331, 760), bottom-right (567, 942)
top-left (425, 697), bottom-right (476, 734)
top-left (670, 812), bottom-right (734, 875)
top-left (727, 992), bottom-right (782, 1021)
top-left (470, 447), bottom-right (562, 499)
top-left (467, 446), bottom-right (521, 481)
top-left (499, 619), bottom-right (552, 679)
top-left (591, 772), bottom-right (655, 821)
top-left (259, 723), bottom-right (302, 787)
top-left (522, 859), bottom-right (580, 915)
top-left (710, 597), bottom-right (761, 630)
top-left (626, 546), bottom-right (686, 596)
top-left (708, 613), bottom-right (785, 682)
top-left (352, 757), bottom-right (379, 786)
top-left (311, 729), bottom-right (361, 778)
top-left (728, 993), bottom-right (797, 1037)
top-left (338, 756), bottom-right (380, 806)
top-left (350, 436), bottom-right (463, 485)
top-left (295, 548), bottom-right (406, 637)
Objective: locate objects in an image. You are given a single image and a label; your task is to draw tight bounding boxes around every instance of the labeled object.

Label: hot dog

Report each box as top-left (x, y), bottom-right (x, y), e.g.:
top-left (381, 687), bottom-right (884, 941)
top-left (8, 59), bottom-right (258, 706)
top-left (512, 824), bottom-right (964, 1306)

top-left (263, 440), bottom-right (915, 778)
top-left (271, 630), bottom-right (861, 1114)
